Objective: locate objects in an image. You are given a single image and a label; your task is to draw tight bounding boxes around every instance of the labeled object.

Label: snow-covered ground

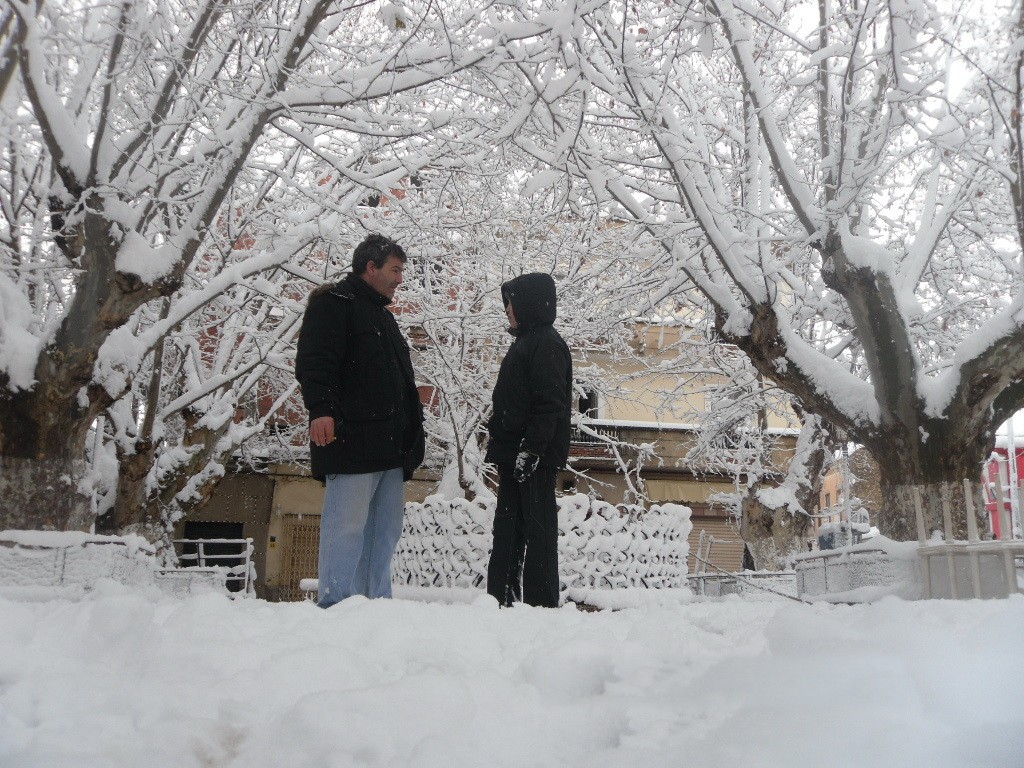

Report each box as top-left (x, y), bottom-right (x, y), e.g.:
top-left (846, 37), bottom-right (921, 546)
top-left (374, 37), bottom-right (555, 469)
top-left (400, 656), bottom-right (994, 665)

top-left (1, 584), bottom-right (1021, 768)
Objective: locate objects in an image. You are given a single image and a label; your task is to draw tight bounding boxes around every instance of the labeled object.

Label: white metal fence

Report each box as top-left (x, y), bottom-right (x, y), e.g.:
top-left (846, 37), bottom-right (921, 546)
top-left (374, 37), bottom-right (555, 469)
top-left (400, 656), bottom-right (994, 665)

top-left (914, 480), bottom-right (1024, 599)
top-left (170, 538), bottom-right (255, 596)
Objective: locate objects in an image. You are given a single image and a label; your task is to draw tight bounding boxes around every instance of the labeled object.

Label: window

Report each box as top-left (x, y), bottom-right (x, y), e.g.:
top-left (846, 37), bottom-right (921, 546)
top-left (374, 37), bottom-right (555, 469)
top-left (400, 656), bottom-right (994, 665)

top-left (578, 390), bottom-right (598, 418)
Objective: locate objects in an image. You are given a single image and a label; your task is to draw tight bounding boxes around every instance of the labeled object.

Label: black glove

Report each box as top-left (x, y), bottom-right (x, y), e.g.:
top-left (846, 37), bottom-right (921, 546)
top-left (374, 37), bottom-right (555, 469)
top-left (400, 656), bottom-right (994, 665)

top-left (514, 450), bottom-right (540, 483)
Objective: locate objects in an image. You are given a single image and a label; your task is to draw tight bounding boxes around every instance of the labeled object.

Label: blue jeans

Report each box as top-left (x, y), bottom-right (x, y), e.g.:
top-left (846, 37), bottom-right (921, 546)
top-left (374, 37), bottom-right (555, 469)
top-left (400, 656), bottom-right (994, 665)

top-left (318, 468), bottom-right (405, 607)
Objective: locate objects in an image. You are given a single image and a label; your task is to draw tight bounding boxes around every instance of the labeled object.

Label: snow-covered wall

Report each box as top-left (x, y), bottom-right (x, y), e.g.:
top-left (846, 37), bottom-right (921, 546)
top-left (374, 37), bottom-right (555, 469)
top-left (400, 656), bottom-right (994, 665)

top-left (393, 494), bottom-right (693, 593)
top-left (794, 538), bottom-right (922, 601)
top-left (0, 531), bottom-right (157, 598)
top-left (0, 531), bottom-right (230, 598)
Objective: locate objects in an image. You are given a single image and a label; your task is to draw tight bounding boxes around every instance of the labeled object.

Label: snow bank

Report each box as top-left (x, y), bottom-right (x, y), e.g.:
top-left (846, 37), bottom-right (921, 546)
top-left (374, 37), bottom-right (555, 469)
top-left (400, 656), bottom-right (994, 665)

top-left (0, 588), bottom-right (1020, 767)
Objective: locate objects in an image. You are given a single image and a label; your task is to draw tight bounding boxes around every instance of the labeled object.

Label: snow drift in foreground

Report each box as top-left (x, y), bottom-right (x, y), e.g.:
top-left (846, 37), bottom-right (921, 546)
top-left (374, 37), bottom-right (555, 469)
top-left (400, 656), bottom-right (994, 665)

top-left (1, 586), bottom-right (1021, 768)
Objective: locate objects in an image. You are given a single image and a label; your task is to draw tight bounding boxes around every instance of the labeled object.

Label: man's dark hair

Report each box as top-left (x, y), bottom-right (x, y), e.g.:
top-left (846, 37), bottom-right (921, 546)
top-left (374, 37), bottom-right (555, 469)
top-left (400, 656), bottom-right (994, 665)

top-left (352, 234), bottom-right (406, 275)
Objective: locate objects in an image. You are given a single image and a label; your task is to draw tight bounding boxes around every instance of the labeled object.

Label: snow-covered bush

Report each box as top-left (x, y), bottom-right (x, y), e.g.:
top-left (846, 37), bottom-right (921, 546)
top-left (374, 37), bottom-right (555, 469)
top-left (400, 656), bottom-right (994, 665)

top-left (393, 497), bottom-right (494, 589)
top-left (558, 497), bottom-right (693, 590)
top-left (393, 494), bottom-right (692, 593)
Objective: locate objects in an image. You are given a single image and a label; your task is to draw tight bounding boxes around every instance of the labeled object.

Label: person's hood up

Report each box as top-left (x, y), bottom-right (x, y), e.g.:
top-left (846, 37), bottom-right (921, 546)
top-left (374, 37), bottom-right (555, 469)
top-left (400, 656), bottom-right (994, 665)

top-left (501, 272), bottom-right (557, 333)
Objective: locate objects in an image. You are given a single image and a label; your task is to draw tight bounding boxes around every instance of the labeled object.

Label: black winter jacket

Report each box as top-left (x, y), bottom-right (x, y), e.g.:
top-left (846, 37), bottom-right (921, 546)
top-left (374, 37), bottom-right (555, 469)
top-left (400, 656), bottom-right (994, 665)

top-left (295, 274), bottom-right (425, 481)
top-left (485, 273), bottom-right (572, 470)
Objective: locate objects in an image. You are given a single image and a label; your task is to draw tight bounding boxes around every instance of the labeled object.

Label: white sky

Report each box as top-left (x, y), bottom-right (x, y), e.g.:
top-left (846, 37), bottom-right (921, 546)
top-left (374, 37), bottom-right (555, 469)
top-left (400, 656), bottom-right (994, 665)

top-left (1, 585), bottom-right (1021, 767)
top-left (998, 410), bottom-right (1024, 435)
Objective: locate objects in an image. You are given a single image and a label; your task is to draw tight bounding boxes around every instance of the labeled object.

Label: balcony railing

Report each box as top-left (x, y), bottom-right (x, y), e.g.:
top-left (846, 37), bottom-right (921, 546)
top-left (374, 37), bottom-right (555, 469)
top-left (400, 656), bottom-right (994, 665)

top-left (570, 423), bottom-right (624, 445)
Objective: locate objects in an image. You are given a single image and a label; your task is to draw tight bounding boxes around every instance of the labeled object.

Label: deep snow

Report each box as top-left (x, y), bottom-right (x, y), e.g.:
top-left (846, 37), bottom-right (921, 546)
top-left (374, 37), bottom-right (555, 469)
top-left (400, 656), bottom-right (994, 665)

top-left (1, 584), bottom-right (1021, 768)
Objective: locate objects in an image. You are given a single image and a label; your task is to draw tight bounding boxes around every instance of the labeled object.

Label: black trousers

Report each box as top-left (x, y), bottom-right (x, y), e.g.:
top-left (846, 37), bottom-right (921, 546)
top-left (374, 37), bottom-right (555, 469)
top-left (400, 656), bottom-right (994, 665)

top-left (486, 465), bottom-right (560, 608)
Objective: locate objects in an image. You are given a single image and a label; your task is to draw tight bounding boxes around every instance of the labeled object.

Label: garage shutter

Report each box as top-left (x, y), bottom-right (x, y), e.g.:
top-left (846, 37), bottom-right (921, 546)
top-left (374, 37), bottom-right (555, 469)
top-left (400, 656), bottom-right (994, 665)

top-left (687, 517), bottom-right (745, 573)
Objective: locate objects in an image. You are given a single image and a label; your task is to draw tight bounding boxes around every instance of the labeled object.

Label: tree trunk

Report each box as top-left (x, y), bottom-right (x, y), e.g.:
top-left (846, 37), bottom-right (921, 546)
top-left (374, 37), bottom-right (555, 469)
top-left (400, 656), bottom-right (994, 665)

top-left (871, 424), bottom-right (993, 541)
top-left (0, 455), bottom-right (92, 531)
top-left (740, 407), bottom-right (827, 570)
top-left (880, 480), bottom-right (989, 542)
top-left (740, 490), bottom-right (812, 570)
top-left (96, 438), bottom-right (158, 536)
top-left (0, 383), bottom-right (98, 532)
top-left (0, 199), bottom-right (128, 532)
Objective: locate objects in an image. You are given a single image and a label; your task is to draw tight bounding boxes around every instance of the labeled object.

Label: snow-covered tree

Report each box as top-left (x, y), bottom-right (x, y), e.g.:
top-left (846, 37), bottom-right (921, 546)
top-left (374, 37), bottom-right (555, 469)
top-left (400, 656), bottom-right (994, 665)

top-left (0, 0), bottom-right (560, 533)
top-left (618, 312), bottom-right (831, 569)
top-left (507, 0), bottom-right (1024, 540)
top-left (347, 153), bottom-right (653, 501)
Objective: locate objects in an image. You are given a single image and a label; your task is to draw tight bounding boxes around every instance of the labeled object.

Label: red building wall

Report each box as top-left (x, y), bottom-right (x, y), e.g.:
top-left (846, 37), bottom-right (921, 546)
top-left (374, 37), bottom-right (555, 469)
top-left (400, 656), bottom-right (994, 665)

top-left (983, 445), bottom-right (1024, 538)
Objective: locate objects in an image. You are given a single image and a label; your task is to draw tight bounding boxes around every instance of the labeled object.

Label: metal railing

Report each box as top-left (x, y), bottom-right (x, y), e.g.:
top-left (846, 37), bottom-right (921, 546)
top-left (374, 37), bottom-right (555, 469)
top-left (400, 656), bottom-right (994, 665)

top-left (569, 423), bottom-right (624, 445)
top-left (687, 570), bottom-right (800, 600)
top-left (687, 530), bottom-right (802, 600)
top-left (171, 538), bottom-right (255, 596)
top-left (793, 547), bottom-right (896, 598)
top-left (914, 481), bottom-right (1024, 599)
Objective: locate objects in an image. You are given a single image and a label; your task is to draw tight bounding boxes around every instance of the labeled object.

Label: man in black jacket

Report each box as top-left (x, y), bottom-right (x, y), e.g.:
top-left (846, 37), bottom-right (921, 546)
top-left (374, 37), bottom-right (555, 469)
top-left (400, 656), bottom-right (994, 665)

top-left (485, 272), bottom-right (572, 608)
top-left (295, 234), bottom-right (425, 607)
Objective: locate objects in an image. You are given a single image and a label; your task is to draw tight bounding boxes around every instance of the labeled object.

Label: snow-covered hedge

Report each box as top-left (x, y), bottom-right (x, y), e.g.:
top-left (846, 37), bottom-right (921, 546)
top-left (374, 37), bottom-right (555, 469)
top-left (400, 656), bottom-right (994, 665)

top-left (393, 494), bottom-right (693, 593)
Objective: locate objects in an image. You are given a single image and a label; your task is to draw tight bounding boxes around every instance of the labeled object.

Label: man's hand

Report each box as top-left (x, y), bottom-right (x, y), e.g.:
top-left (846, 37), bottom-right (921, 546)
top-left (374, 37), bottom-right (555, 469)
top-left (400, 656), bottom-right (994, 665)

top-left (310, 416), bottom-right (336, 447)
top-left (514, 450), bottom-right (540, 483)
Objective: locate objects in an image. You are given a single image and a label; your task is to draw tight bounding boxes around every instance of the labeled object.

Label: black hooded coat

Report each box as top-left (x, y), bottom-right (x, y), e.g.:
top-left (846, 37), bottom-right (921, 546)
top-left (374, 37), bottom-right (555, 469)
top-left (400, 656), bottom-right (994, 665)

top-left (485, 273), bottom-right (572, 469)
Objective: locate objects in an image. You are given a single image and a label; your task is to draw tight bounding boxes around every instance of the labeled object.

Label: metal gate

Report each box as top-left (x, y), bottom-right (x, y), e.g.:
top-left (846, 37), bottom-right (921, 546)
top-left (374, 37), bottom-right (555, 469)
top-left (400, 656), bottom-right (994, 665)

top-left (281, 515), bottom-right (320, 601)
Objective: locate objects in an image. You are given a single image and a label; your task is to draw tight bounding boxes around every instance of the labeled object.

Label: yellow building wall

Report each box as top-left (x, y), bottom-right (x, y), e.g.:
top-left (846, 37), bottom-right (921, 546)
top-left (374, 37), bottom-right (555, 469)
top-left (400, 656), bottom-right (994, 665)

top-left (588, 324), bottom-right (800, 432)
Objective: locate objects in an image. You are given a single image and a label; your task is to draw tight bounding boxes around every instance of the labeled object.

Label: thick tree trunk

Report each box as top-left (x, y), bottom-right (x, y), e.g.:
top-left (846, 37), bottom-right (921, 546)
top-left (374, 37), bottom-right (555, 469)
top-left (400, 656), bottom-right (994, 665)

top-left (873, 427), bottom-right (993, 540)
top-left (740, 492), bottom-right (811, 571)
top-left (880, 479), bottom-right (989, 542)
top-left (0, 189), bottom-right (177, 534)
top-left (0, 386), bottom-right (97, 532)
top-left (0, 455), bottom-right (92, 531)
top-left (0, 198), bottom-right (132, 532)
